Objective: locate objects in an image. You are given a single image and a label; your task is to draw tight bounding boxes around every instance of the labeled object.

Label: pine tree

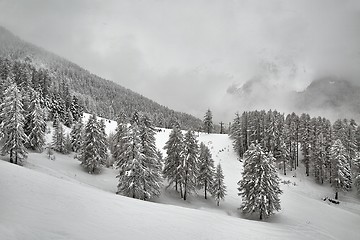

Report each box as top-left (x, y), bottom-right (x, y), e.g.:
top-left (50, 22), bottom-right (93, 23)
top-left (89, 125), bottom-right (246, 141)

top-left (70, 120), bottom-right (84, 152)
top-left (52, 122), bottom-right (66, 153)
top-left (64, 134), bottom-right (72, 154)
top-left (330, 139), bottom-right (352, 199)
top-left (26, 91), bottom-right (46, 151)
top-left (138, 114), bottom-right (163, 199)
top-left (238, 143), bottom-right (282, 220)
top-left (80, 114), bottom-right (103, 173)
top-left (181, 130), bottom-right (199, 200)
top-left (353, 152), bottom-right (360, 195)
top-left (53, 112), bottom-right (60, 128)
top-left (163, 126), bottom-right (185, 195)
top-left (115, 120), bottom-right (147, 198)
top-left (0, 83), bottom-right (28, 165)
top-left (198, 142), bottom-right (215, 199)
top-left (275, 138), bottom-right (290, 176)
top-left (230, 112), bottom-right (245, 157)
top-left (203, 109), bottom-right (213, 134)
top-left (299, 113), bottom-right (311, 176)
top-left (98, 119), bottom-right (109, 166)
top-left (112, 121), bottom-right (128, 167)
top-left (64, 109), bottom-right (74, 127)
top-left (212, 163), bottom-right (227, 206)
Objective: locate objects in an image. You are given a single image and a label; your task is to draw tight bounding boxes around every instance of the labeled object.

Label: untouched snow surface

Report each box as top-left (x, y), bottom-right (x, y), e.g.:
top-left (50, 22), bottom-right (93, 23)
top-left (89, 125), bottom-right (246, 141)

top-left (1, 116), bottom-right (360, 239)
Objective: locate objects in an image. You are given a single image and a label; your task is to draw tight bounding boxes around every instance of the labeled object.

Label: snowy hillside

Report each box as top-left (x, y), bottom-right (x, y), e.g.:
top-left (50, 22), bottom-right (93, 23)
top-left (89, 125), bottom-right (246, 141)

top-left (1, 116), bottom-right (360, 240)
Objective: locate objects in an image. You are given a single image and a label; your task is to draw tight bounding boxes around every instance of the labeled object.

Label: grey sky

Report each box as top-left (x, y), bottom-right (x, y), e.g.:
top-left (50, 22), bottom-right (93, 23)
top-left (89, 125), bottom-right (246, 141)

top-left (1, 0), bottom-right (360, 122)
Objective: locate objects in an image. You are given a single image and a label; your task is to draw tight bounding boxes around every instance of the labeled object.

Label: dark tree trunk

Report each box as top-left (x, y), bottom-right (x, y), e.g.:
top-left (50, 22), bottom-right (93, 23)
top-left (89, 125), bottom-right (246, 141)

top-left (10, 150), bottom-right (13, 163)
top-left (283, 160), bottom-right (286, 175)
top-left (335, 191), bottom-right (338, 200)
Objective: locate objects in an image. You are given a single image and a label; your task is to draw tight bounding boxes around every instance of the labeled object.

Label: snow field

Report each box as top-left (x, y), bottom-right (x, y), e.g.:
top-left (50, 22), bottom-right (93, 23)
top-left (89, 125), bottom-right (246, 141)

top-left (1, 114), bottom-right (360, 239)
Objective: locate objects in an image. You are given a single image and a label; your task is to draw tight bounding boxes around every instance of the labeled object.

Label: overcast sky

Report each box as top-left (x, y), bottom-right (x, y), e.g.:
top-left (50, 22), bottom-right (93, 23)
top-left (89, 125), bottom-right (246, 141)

top-left (1, 0), bottom-right (360, 122)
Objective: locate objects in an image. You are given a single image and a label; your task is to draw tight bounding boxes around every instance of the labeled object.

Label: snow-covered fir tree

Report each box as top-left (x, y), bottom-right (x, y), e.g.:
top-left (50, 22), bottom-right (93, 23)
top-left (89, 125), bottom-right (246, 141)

top-left (229, 112), bottom-right (245, 157)
top-left (330, 139), bottom-right (352, 199)
top-left (353, 152), bottom-right (360, 195)
top-left (181, 130), bottom-right (199, 200)
top-left (26, 91), bottom-right (46, 151)
top-left (212, 163), bottom-right (227, 206)
top-left (275, 138), bottom-right (290, 176)
top-left (116, 119), bottom-right (147, 199)
top-left (111, 114), bottom-right (128, 168)
top-left (64, 109), bottom-right (74, 127)
top-left (0, 82), bottom-right (28, 165)
top-left (163, 125), bottom-right (185, 194)
top-left (238, 143), bottom-right (282, 220)
top-left (52, 122), bottom-right (66, 154)
top-left (198, 142), bottom-right (215, 199)
top-left (203, 109), bottom-right (213, 134)
top-left (52, 112), bottom-right (60, 128)
top-left (64, 134), bottom-right (72, 154)
top-left (70, 120), bottom-right (84, 152)
top-left (138, 114), bottom-right (163, 199)
top-left (79, 114), bottom-right (103, 173)
top-left (97, 119), bottom-right (109, 166)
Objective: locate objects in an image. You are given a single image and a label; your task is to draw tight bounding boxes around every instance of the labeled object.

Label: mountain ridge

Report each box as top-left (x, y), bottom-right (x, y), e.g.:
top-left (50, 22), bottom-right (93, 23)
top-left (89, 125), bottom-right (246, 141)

top-left (0, 26), bottom-right (203, 129)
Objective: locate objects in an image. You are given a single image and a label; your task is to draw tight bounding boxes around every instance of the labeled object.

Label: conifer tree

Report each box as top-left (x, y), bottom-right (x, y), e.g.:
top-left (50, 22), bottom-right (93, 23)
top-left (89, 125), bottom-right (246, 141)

top-left (198, 142), bottom-right (215, 199)
top-left (98, 119), bottom-right (109, 166)
top-left (163, 125), bottom-right (185, 194)
top-left (70, 120), bottom-right (84, 152)
top-left (53, 112), bottom-right (60, 128)
top-left (0, 83), bottom-right (28, 165)
top-left (26, 91), bottom-right (46, 151)
top-left (52, 122), bottom-right (66, 154)
top-left (238, 143), bottom-right (282, 220)
top-left (203, 109), bottom-right (213, 134)
top-left (64, 109), bottom-right (74, 127)
top-left (181, 130), bottom-right (199, 200)
top-left (230, 112), bottom-right (245, 157)
top-left (212, 163), bottom-right (227, 206)
top-left (330, 139), bottom-right (352, 199)
top-left (116, 120), bottom-right (147, 198)
top-left (138, 114), bottom-right (163, 199)
top-left (80, 114), bottom-right (103, 173)
top-left (354, 152), bottom-right (360, 195)
top-left (275, 138), bottom-right (290, 175)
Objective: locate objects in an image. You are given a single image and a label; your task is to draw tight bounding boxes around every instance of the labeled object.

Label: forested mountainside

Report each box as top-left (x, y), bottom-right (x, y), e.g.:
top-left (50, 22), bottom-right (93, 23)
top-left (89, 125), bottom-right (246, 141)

top-left (0, 26), bottom-right (202, 129)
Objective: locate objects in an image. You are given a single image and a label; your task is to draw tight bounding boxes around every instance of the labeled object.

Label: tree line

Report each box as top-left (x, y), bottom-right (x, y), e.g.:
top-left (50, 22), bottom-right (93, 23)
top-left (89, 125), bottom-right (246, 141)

top-left (230, 110), bottom-right (360, 200)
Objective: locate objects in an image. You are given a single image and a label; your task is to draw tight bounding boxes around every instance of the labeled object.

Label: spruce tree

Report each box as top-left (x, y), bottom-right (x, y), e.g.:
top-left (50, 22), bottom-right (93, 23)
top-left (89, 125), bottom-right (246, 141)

top-left (116, 120), bottom-right (147, 198)
top-left (26, 91), bottom-right (46, 151)
top-left (198, 142), bottom-right (215, 199)
top-left (163, 125), bottom-right (185, 195)
top-left (330, 139), bottom-right (352, 199)
top-left (80, 114), bottom-right (103, 173)
top-left (70, 120), bottom-right (84, 152)
top-left (181, 130), bottom-right (199, 200)
top-left (212, 163), bottom-right (227, 206)
top-left (230, 112), bottom-right (245, 157)
top-left (354, 152), bottom-right (360, 195)
top-left (52, 122), bottom-right (66, 154)
top-left (98, 119), bottom-right (109, 166)
top-left (203, 109), bottom-right (213, 134)
top-left (0, 83), bottom-right (28, 165)
top-left (238, 143), bottom-right (282, 220)
top-left (138, 115), bottom-right (163, 199)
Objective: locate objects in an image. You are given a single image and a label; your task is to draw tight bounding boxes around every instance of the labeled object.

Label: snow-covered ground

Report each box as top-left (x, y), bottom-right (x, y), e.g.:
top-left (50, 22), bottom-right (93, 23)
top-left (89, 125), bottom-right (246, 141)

top-left (1, 115), bottom-right (360, 240)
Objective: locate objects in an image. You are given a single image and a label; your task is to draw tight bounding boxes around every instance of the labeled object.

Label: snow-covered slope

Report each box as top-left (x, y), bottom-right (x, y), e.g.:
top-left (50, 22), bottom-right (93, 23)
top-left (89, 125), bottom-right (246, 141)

top-left (1, 117), bottom-right (360, 240)
top-left (0, 160), bottom-right (350, 240)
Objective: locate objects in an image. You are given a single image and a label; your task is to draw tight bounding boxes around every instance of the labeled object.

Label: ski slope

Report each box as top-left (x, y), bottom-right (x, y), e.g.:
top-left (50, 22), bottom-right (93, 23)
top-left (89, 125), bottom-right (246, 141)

top-left (1, 115), bottom-right (360, 240)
